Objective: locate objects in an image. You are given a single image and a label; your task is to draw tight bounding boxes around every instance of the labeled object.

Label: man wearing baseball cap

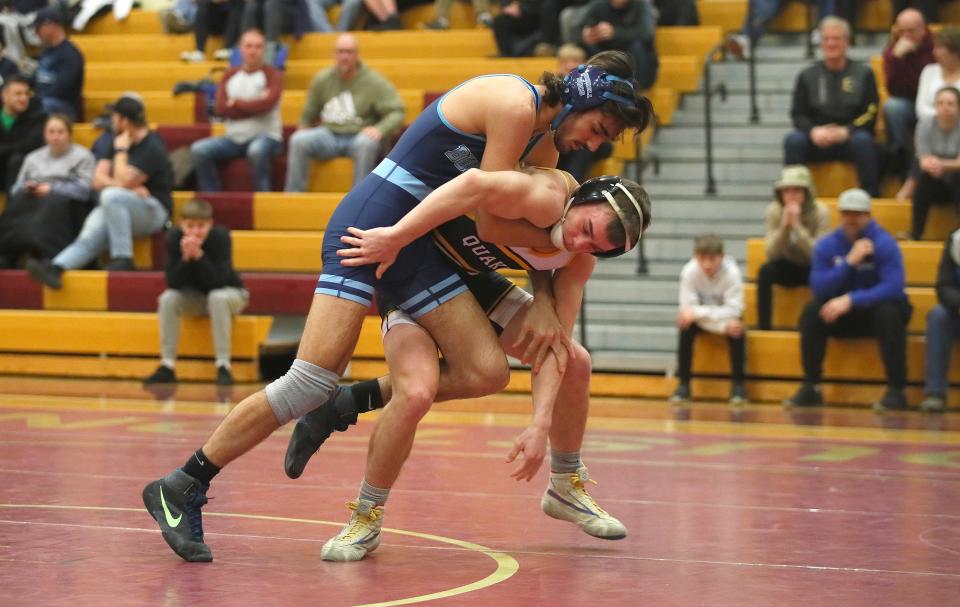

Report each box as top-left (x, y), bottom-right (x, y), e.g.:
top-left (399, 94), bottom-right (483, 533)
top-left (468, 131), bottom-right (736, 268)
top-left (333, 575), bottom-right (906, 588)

top-left (27, 93), bottom-right (172, 287)
top-left (32, 8), bottom-right (84, 120)
top-left (786, 188), bottom-right (913, 411)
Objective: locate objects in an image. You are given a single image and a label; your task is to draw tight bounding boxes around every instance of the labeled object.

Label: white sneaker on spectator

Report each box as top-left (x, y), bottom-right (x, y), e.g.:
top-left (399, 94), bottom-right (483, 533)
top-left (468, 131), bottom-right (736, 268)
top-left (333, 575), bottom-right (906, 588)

top-left (113, 0), bottom-right (134, 21)
top-left (73, 0), bottom-right (112, 31)
top-left (728, 33), bottom-right (750, 60)
top-left (180, 50), bottom-right (205, 63)
top-left (213, 48), bottom-right (233, 61)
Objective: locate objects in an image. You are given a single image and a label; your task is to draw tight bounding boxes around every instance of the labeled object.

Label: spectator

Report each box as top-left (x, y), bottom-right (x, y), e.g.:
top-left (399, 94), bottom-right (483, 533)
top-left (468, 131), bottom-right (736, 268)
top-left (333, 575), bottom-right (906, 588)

top-left (143, 198), bottom-right (249, 387)
top-left (181, 0), bottom-right (243, 63)
top-left (191, 29), bottom-right (283, 192)
top-left (73, 0), bottom-right (137, 32)
top-left (784, 17), bottom-right (880, 196)
top-left (305, 0), bottom-right (352, 32)
top-left (577, 0), bottom-right (658, 89)
top-left (0, 32), bottom-right (22, 86)
top-left (729, 1), bottom-right (854, 61)
top-left (421, 0), bottom-right (493, 29)
top-left (492, 1), bottom-right (542, 58)
top-left (32, 8), bottom-right (84, 121)
top-left (915, 27), bottom-right (960, 123)
top-left (882, 8), bottom-right (934, 185)
top-left (0, 114), bottom-right (94, 268)
top-left (786, 189), bottom-right (911, 410)
top-left (920, 227), bottom-right (960, 413)
top-left (284, 33), bottom-right (403, 191)
top-left (653, 0), bottom-right (698, 26)
top-left (757, 165), bottom-right (830, 330)
top-left (26, 94), bottom-right (173, 287)
top-left (0, 0), bottom-right (44, 73)
top-left (556, 0), bottom-right (591, 45)
top-left (555, 44), bottom-right (612, 182)
top-left (0, 75), bottom-right (46, 191)
top-left (670, 234), bottom-right (747, 405)
top-left (541, 0), bottom-right (590, 53)
top-left (911, 86), bottom-right (960, 239)
top-left (893, 0), bottom-right (939, 23)
top-left (159, 0), bottom-right (197, 34)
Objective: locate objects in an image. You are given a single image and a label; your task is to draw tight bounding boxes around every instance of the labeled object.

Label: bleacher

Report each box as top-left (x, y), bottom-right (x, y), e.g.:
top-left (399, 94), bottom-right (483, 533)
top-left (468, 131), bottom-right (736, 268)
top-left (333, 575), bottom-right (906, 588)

top-left (3, 1), bottom-right (960, 405)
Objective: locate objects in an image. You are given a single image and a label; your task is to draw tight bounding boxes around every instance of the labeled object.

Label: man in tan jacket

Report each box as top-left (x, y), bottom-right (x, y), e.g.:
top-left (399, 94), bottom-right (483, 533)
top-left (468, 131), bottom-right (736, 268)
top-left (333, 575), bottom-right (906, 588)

top-left (757, 165), bottom-right (830, 330)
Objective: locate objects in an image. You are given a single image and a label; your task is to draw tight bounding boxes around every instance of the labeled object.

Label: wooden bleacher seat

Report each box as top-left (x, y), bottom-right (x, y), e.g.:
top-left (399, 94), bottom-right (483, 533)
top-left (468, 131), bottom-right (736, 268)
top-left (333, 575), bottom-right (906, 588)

top-left (745, 237), bottom-right (941, 284)
top-left (821, 196), bottom-right (958, 240)
top-left (807, 162), bottom-right (902, 198)
top-left (742, 283), bottom-right (937, 333)
top-left (0, 309), bottom-right (272, 381)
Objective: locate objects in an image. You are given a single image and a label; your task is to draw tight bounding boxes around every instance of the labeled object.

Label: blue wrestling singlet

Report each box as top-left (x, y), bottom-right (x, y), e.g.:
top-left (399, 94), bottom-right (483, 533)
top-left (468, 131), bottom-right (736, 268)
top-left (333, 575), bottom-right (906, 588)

top-left (318, 74), bottom-right (545, 319)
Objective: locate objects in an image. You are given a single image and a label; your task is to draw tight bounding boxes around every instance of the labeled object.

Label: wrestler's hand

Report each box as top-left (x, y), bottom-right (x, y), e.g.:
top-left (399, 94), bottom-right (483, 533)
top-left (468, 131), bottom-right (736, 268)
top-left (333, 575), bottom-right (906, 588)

top-left (338, 225), bottom-right (401, 278)
top-left (506, 424), bottom-right (549, 482)
top-left (516, 297), bottom-right (572, 375)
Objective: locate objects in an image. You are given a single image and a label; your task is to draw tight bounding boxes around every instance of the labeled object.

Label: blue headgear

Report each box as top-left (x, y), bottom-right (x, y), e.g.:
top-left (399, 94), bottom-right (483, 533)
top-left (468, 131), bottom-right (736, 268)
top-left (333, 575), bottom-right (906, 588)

top-left (550, 64), bottom-right (638, 131)
top-left (557, 175), bottom-right (648, 258)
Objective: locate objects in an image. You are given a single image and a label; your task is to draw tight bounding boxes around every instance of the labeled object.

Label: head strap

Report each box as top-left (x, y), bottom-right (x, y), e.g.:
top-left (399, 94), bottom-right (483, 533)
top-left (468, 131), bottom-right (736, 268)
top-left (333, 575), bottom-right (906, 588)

top-left (551, 64), bottom-right (637, 131)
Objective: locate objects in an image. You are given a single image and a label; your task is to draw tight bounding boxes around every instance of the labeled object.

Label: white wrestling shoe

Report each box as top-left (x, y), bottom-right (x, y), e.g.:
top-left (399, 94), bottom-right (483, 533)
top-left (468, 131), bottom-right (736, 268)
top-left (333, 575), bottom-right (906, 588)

top-left (321, 500), bottom-right (383, 561)
top-left (541, 466), bottom-right (627, 540)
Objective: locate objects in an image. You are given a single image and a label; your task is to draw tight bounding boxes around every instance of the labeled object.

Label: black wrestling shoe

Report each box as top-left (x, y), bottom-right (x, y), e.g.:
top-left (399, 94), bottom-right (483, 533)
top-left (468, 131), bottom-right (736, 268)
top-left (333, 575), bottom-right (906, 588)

top-left (284, 386), bottom-right (358, 479)
top-left (142, 469), bottom-right (212, 562)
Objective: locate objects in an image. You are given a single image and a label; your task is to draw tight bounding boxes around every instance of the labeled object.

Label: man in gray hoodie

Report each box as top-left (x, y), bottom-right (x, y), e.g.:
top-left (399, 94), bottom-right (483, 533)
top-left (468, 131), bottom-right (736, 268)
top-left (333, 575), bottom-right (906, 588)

top-left (757, 165), bottom-right (830, 330)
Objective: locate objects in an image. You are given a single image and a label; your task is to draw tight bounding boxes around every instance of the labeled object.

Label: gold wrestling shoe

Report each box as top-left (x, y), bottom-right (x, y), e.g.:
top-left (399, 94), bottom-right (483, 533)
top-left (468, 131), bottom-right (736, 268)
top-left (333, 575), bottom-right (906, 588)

top-left (541, 466), bottom-right (627, 540)
top-left (321, 499), bottom-right (383, 561)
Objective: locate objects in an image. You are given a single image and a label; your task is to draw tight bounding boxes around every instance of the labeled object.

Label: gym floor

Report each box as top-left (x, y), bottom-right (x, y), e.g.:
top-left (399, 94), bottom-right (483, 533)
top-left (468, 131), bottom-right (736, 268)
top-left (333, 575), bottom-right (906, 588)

top-left (0, 376), bottom-right (958, 606)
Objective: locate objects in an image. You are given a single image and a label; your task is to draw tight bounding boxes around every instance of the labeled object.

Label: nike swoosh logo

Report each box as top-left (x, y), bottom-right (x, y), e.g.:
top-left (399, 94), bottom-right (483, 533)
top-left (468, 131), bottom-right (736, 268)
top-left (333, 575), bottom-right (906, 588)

top-left (159, 485), bottom-right (182, 527)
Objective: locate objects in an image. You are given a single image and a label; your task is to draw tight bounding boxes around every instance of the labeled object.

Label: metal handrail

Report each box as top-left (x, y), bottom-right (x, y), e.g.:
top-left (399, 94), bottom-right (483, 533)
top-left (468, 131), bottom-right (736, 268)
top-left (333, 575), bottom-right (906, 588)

top-left (702, 39), bottom-right (730, 195)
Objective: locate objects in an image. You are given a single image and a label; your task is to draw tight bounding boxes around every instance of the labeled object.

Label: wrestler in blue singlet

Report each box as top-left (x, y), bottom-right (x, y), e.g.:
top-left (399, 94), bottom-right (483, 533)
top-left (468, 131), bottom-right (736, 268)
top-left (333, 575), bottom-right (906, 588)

top-left (317, 75), bottom-right (544, 319)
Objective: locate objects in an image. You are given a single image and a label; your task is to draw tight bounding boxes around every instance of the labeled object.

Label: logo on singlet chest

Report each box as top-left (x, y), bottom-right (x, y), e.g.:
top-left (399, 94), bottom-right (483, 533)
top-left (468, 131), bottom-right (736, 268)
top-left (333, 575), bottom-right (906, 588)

top-left (445, 144), bottom-right (479, 173)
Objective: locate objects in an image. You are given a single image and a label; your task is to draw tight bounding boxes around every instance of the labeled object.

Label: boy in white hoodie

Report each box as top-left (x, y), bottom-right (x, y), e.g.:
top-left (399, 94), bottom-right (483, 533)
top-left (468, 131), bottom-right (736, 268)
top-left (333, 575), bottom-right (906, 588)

top-left (671, 234), bottom-right (747, 404)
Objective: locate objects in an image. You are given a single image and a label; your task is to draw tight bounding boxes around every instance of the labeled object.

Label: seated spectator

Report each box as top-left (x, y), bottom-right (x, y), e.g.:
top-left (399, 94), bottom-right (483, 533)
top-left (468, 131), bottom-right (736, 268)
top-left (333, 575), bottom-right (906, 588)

top-left (0, 114), bottom-right (94, 268)
top-left (359, 0), bottom-right (431, 30)
top-left (555, 44), bottom-right (612, 182)
top-left (893, 0), bottom-right (939, 23)
top-left (191, 29), bottom-right (283, 192)
top-left (73, 0), bottom-right (136, 31)
top-left (670, 234), bottom-right (747, 405)
top-left (729, 1), bottom-right (853, 61)
top-left (32, 8), bottom-right (84, 121)
top-left (26, 94), bottom-right (173, 287)
top-left (757, 165), bottom-right (830, 330)
top-left (143, 198), bottom-right (249, 387)
top-left (284, 34), bottom-right (403, 191)
top-left (882, 8), bottom-right (934, 193)
top-left (786, 189), bottom-right (912, 411)
top-left (577, 0), bottom-right (658, 89)
top-left (181, 0), bottom-right (243, 63)
top-left (159, 0), bottom-right (197, 34)
top-left (920, 227), bottom-right (960, 413)
top-left (784, 17), bottom-right (880, 196)
top-left (541, 0), bottom-right (590, 54)
top-left (492, 1), bottom-right (542, 58)
top-left (0, 75), bottom-right (46, 191)
top-left (0, 0), bottom-right (44, 73)
top-left (556, 0), bottom-right (591, 46)
top-left (653, 0), bottom-right (698, 26)
top-left (421, 0), bottom-right (492, 29)
top-left (911, 87), bottom-right (960, 239)
top-left (915, 27), bottom-right (960, 124)
top-left (0, 32), bottom-right (22, 86)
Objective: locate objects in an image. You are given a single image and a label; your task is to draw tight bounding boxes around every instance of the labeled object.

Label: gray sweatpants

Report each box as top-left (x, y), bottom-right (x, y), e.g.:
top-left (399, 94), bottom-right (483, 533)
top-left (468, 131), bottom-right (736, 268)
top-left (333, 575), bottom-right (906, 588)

top-left (158, 287), bottom-right (250, 368)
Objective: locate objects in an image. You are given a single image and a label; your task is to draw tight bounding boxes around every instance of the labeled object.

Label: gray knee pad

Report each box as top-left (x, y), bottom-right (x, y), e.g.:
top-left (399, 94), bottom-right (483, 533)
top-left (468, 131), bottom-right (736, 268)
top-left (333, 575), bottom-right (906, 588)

top-left (265, 359), bottom-right (340, 424)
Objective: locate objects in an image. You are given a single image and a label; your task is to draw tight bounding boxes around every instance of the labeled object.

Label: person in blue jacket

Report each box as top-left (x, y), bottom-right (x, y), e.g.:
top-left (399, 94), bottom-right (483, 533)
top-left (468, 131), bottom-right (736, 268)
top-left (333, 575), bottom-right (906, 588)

top-left (786, 188), bottom-right (913, 411)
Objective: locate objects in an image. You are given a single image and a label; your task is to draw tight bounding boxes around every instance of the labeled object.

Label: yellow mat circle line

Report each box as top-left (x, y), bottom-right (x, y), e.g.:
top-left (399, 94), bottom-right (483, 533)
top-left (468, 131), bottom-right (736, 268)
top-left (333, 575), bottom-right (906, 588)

top-left (0, 503), bottom-right (520, 607)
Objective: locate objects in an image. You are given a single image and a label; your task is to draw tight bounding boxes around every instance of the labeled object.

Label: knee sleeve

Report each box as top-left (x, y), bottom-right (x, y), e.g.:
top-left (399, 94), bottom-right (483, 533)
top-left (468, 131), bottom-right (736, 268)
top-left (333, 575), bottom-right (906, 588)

top-left (264, 358), bottom-right (340, 424)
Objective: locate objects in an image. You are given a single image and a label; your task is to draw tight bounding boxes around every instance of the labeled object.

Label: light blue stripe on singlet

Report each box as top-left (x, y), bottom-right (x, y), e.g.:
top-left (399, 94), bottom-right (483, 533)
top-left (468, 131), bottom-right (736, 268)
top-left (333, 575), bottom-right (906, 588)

top-left (436, 74), bottom-right (541, 140)
top-left (410, 284), bottom-right (469, 319)
top-left (317, 273), bottom-right (375, 295)
top-left (372, 158), bottom-right (433, 201)
top-left (398, 273), bottom-right (462, 311)
top-left (315, 288), bottom-right (372, 307)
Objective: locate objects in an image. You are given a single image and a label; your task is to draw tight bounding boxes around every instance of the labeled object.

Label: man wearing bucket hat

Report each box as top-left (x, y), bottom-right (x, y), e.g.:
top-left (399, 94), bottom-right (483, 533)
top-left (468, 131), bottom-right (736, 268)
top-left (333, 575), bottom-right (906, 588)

top-left (786, 188), bottom-right (912, 410)
top-left (757, 165), bottom-right (830, 331)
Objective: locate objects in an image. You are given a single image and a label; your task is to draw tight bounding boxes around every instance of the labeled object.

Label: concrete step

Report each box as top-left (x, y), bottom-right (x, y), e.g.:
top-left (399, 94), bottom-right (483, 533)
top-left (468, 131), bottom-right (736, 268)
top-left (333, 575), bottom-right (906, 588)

top-left (646, 218), bottom-right (765, 236)
top-left (585, 350), bottom-right (675, 373)
top-left (652, 124), bottom-right (788, 145)
top-left (582, 302), bottom-right (678, 325)
top-left (585, 277), bottom-right (678, 304)
top-left (574, 323), bottom-right (678, 352)
top-left (644, 237), bottom-right (747, 261)
top-left (638, 180), bottom-right (774, 199)
top-left (650, 143), bottom-right (783, 163)
top-left (678, 92), bottom-right (792, 114)
top-left (652, 161), bottom-right (783, 183)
